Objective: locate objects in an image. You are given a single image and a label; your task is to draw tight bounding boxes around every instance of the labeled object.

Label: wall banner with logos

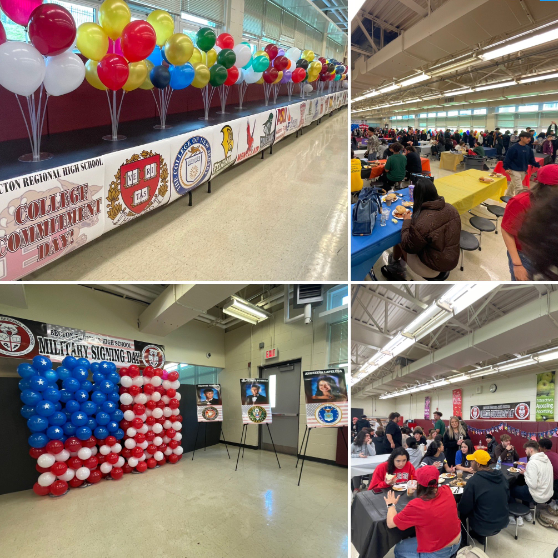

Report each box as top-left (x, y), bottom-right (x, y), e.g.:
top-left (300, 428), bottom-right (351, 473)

top-left (470, 402), bottom-right (530, 420)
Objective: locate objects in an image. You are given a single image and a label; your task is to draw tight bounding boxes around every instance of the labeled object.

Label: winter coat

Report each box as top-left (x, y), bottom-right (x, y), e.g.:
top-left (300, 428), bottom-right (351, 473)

top-left (400, 197), bottom-right (461, 272)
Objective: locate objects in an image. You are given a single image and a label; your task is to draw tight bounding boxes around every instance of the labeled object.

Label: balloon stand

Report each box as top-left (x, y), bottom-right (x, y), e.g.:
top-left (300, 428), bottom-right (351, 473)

top-left (103, 90), bottom-right (126, 142)
top-left (199, 85), bottom-right (216, 121)
top-left (216, 85), bottom-right (230, 115)
top-left (152, 87), bottom-right (173, 130)
top-left (263, 82), bottom-right (273, 106)
top-left (272, 84), bottom-right (280, 104)
top-left (316, 81), bottom-right (324, 96)
top-left (286, 82), bottom-right (295, 101)
top-left (235, 82), bottom-right (248, 110)
top-left (299, 83), bottom-right (306, 99)
top-left (16, 88), bottom-right (53, 163)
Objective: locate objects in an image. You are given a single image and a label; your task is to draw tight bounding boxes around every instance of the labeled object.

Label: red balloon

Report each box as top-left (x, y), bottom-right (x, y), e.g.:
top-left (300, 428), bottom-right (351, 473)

top-left (168, 439), bottom-right (179, 450)
top-left (134, 433), bottom-right (146, 444)
top-left (33, 482), bottom-right (50, 496)
top-left (216, 32), bottom-right (234, 49)
top-left (51, 462), bottom-right (68, 476)
top-left (132, 446), bottom-right (143, 459)
top-left (29, 447), bottom-right (46, 459)
top-left (121, 20), bottom-right (156, 63)
top-left (28, 4), bottom-right (76, 56)
top-left (224, 66), bottom-right (239, 86)
top-left (155, 386), bottom-right (165, 395)
top-left (122, 463), bottom-right (133, 474)
top-left (36, 464), bottom-right (50, 473)
top-left (84, 456), bottom-right (99, 469)
top-left (263, 68), bottom-right (279, 84)
top-left (50, 480), bottom-right (68, 496)
top-left (132, 417), bottom-right (143, 429)
top-left (264, 44), bottom-right (278, 60)
top-left (166, 388), bottom-right (176, 398)
top-left (98, 53), bottom-right (129, 91)
top-left (119, 367), bottom-right (128, 376)
top-left (167, 371), bottom-right (179, 382)
top-left (146, 401), bottom-right (157, 411)
top-left (146, 443), bottom-right (157, 455)
top-left (156, 417), bottom-right (166, 425)
top-left (97, 454), bottom-right (106, 464)
top-left (146, 457), bottom-right (157, 469)
top-left (128, 365), bottom-right (140, 378)
top-left (69, 477), bottom-right (83, 488)
top-left (111, 466), bottom-right (124, 480)
top-left (143, 383), bottom-right (155, 395)
top-left (68, 457), bottom-right (83, 470)
top-left (145, 416), bottom-right (156, 426)
top-left (174, 414), bottom-right (183, 422)
top-left (145, 431), bottom-right (156, 442)
top-left (166, 428), bottom-right (176, 439)
top-left (46, 440), bottom-right (64, 455)
top-left (133, 403), bottom-right (146, 416)
top-left (0, 22), bottom-right (5, 45)
top-left (64, 437), bottom-right (82, 453)
top-left (119, 386), bottom-right (129, 395)
top-left (119, 419), bottom-right (131, 431)
top-left (159, 443), bottom-right (167, 453)
top-left (106, 452), bottom-right (119, 465)
top-left (168, 454), bottom-right (179, 464)
top-left (121, 448), bottom-right (132, 459)
top-left (169, 398), bottom-right (180, 409)
top-left (128, 385), bottom-right (140, 397)
top-left (88, 469), bottom-right (102, 483)
top-left (143, 366), bottom-right (154, 377)
top-left (154, 368), bottom-right (163, 377)
top-left (82, 436), bottom-right (97, 448)
top-left (292, 68), bottom-right (306, 83)
top-left (0, 0), bottom-right (42, 27)
top-left (105, 436), bottom-right (117, 446)
top-left (136, 461), bottom-right (148, 473)
top-left (156, 400), bottom-right (166, 409)
top-left (273, 56), bottom-right (288, 72)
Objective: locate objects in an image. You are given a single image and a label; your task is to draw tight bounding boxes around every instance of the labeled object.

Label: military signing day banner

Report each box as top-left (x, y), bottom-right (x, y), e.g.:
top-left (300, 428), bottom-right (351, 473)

top-left (303, 369), bottom-right (348, 428)
top-left (240, 378), bottom-right (272, 425)
top-left (0, 92), bottom-right (347, 281)
top-left (0, 313), bottom-right (165, 368)
top-left (196, 384), bottom-right (223, 423)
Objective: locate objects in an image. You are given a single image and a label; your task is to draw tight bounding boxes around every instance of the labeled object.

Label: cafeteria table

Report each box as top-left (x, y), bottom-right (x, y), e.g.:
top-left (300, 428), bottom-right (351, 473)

top-left (483, 147), bottom-right (497, 158)
top-left (351, 455), bottom-right (390, 477)
top-left (364, 158), bottom-right (431, 180)
top-left (418, 141), bottom-right (431, 156)
top-left (440, 151), bottom-right (464, 171)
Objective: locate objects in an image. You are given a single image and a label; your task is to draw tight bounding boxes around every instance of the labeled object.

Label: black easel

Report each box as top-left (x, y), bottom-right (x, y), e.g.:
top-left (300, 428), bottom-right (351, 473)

top-left (235, 423), bottom-right (281, 471)
top-left (192, 423), bottom-right (231, 461)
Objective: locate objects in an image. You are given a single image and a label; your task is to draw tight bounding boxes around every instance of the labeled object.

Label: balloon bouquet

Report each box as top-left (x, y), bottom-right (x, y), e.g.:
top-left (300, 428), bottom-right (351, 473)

top-left (0, 1), bottom-right (84, 162)
top-left (213, 33), bottom-right (242, 115)
top-left (78, 0), bottom-right (156, 140)
top-left (19, 355), bottom-right (124, 497)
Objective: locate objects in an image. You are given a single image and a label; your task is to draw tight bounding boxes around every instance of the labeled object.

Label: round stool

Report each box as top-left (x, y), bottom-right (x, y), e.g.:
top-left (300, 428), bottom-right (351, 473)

top-left (500, 195), bottom-right (511, 204)
top-left (483, 204), bottom-right (505, 233)
top-left (423, 271), bottom-right (450, 281)
top-left (460, 231), bottom-right (480, 271)
top-left (469, 216), bottom-right (496, 250)
top-left (509, 502), bottom-right (531, 540)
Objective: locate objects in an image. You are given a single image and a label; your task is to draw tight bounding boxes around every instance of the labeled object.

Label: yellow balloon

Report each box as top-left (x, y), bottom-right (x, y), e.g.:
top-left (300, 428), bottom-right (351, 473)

top-left (77, 23), bottom-right (109, 62)
top-left (191, 63), bottom-right (210, 88)
top-left (190, 47), bottom-right (202, 65)
top-left (256, 76), bottom-right (264, 84)
top-left (84, 59), bottom-right (107, 91)
top-left (301, 49), bottom-right (315, 62)
top-left (164, 34), bottom-right (194, 66)
top-left (309, 61), bottom-right (321, 72)
top-left (206, 48), bottom-right (217, 67)
top-left (146, 9), bottom-right (174, 47)
top-left (254, 50), bottom-right (269, 60)
top-left (99, 0), bottom-right (131, 40)
top-left (308, 72), bottom-right (319, 83)
top-left (123, 60), bottom-right (148, 92)
top-left (139, 60), bottom-right (155, 90)
top-left (272, 71), bottom-right (283, 85)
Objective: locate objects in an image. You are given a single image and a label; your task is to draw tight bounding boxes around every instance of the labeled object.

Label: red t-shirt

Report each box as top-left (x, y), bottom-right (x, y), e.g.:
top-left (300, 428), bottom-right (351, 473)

top-left (501, 191), bottom-right (531, 251)
top-left (393, 485), bottom-right (461, 553)
top-left (368, 460), bottom-right (416, 490)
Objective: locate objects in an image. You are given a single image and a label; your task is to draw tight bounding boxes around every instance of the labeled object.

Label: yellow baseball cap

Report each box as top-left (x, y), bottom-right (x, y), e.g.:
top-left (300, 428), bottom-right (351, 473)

top-left (467, 450), bottom-right (491, 465)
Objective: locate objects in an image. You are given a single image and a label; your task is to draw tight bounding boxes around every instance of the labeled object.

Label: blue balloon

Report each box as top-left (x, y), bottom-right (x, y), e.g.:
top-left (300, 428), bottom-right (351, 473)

top-left (46, 425), bottom-right (64, 440)
top-left (87, 418), bottom-right (97, 431)
top-left (27, 415), bottom-right (49, 432)
top-left (99, 380), bottom-right (114, 394)
top-left (56, 366), bottom-right (71, 381)
top-left (111, 409), bottom-right (124, 422)
top-left (102, 401), bottom-right (117, 414)
top-left (42, 387), bottom-right (61, 403)
top-left (147, 45), bottom-right (163, 66)
top-left (17, 363), bottom-right (36, 378)
top-left (90, 362), bottom-right (101, 374)
top-left (71, 366), bottom-right (89, 382)
top-left (106, 421), bottom-right (119, 433)
top-left (108, 372), bottom-right (120, 385)
top-left (32, 355), bottom-right (52, 372)
top-left (75, 426), bottom-right (92, 441)
top-left (35, 400), bottom-right (56, 417)
top-left (114, 428), bottom-right (125, 440)
top-left (99, 361), bottom-right (112, 375)
top-left (91, 391), bottom-right (107, 405)
top-left (92, 372), bottom-right (104, 384)
top-left (18, 378), bottom-right (32, 391)
top-left (76, 358), bottom-right (90, 369)
top-left (54, 402), bottom-right (62, 411)
top-left (71, 411), bottom-right (88, 426)
top-left (29, 432), bottom-right (49, 448)
top-left (81, 401), bottom-right (98, 415)
top-left (21, 404), bottom-right (36, 419)
top-left (49, 411), bottom-right (67, 426)
top-left (63, 422), bottom-right (77, 436)
top-left (94, 426), bottom-right (109, 439)
top-left (151, 65), bottom-right (171, 89)
top-left (62, 355), bottom-right (78, 370)
top-left (62, 377), bottom-right (80, 392)
top-left (42, 369), bottom-right (58, 383)
top-left (59, 389), bottom-right (73, 404)
top-left (81, 380), bottom-right (93, 392)
top-left (161, 47), bottom-right (169, 64)
top-left (107, 362), bottom-right (117, 374)
top-left (74, 389), bottom-right (89, 402)
top-left (21, 389), bottom-right (42, 406)
top-left (65, 399), bottom-right (81, 413)
top-left (96, 411), bottom-right (111, 425)
top-left (170, 63), bottom-right (195, 90)
top-left (29, 375), bottom-right (49, 391)
top-left (108, 392), bottom-right (120, 403)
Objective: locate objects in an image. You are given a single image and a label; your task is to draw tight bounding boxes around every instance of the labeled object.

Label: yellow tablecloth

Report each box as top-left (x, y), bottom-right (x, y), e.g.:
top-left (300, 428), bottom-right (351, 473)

top-left (434, 170), bottom-right (507, 214)
top-left (351, 158), bottom-right (363, 192)
top-left (439, 152), bottom-right (464, 171)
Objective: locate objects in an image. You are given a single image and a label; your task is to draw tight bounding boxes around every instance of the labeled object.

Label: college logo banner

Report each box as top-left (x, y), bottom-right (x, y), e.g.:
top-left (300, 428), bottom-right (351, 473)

top-left (170, 131), bottom-right (213, 199)
top-left (257, 110), bottom-right (276, 151)
top-left (311, 98), bottom-right (320, 122)
top-left (0, 158), bottom-right (104, 281)
top-left (235, 116), bottom-right (260, 162)
top-left (196, 384), bottom-right (223, 422)
top-left (0, 313), bottom-right (165, 366)
top-left (212, 122), bottom-right (239, 178)
top-left (240, 378), bottom-right (272, 425)
top-left (303, 369), bottom-right (348, 428)
top-left (274, 106), bottom-right (288, 144)
top-left (104, 140), bottom-right (170, 231)
top-left (285, 102), bottom-right (304, 136)
top-left (536, 371), bottom-right (555, 421)
top-left (470, 402), bottom-right (530, 420)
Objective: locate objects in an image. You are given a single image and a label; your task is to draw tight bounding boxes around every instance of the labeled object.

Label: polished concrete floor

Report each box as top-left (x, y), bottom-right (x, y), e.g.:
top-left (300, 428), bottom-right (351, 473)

top-left (0, 446), bottom-right (348, 558)
top-left (25, 109), bottom-right (348, 282)
top-left (369, 157), bottom-right (511, 282)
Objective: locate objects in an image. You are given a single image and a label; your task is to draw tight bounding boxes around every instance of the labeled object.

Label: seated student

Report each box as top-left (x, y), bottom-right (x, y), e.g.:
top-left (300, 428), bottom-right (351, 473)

top-left (538, 438), bottom-right (558, 511)
top-left (486, 434), bottom-right (497, 458)
top-left (405, 145), bottom-right (422, 177)
top-left (419, 440), bottom-right (455, 474)
top-left (457, 450), bottom-right (510, 544)
top-left (426, 429), bottom-right (437, 447)
top-left (386, 465), bottom-right (461, 558)
top-left (351, 430), bottom-right (376, 492)
top-left (472, 141), bottom-right (485, 157)
top-left (380, 142), bottom-right (407, 189)
top-left (381, 178), bottom-right (461, 280)
top-left (373, 428), bottom-right (390, 455)
top-left (368, 447), bottom-right (416, 490)
top-left (494, 433), bottom-right (520, 463)
top-left (509, 441), bottom-right (554, 524)
top-left (455, 440), bottom-right (476, 472)
top-left (382, 142), bottom-right (392, 159)
top-left (413, 427), bottom-right (427, 446)
top-left (405, 437), bottom-right (423, 469)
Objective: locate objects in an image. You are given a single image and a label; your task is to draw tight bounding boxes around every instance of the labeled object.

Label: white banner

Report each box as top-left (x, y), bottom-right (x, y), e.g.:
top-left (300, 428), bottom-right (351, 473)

top-left (285, 102), bottom-right (304, 136)
top-left (212, 121), bottom-right (241, 178)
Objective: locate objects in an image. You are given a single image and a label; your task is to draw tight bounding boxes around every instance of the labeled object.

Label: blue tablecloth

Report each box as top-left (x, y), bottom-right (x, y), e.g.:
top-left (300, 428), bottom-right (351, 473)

top-left (351, 188), bottom-right (412, 280)
top-left (484, 147), bottom-right (497, 157)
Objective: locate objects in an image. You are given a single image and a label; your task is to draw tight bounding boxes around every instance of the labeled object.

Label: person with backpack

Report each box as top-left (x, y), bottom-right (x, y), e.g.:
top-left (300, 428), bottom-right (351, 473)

top-left (510, 130), bottom-right (519, 144)
top-left (373, 428), bottom-right (390, 455)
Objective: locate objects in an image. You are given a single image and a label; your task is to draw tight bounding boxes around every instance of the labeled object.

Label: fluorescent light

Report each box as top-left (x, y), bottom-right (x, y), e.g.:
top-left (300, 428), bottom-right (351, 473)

top-left (447, 374), bottom-right (468, 383)
top-left (519, 72), bottom-right (558, 84)
top-left (223, 296), bottom-right (270, 325)
top-left (429, 57), bottom-right (478, 77)
top-left (400, 74), bottom-right (431, 87)
top-left (474, 81), bottom-right (516, 92)
top-left (437, 283), bottom-right (498, 315)
top-left (421, 95), bottom-right (442, 100)
top-left (378, 84), bottom-right (400, 94)
top-left (536, 350), bottom-right (558, 363)
top-left (402, 304), bottom-right (448, 339)
top-left (497, 356), bottom-right (535, 372)
top-left (480, 27), bottom-right (558, 61)
top-left (445, 88), bottom-right (474, 95)
top-left (469, 367), bottom-right (498, 378)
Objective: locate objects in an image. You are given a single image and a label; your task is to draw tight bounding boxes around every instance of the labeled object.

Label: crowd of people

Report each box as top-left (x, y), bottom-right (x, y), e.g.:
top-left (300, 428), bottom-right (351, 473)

top-left (352, 412), bottom-right (558, 556)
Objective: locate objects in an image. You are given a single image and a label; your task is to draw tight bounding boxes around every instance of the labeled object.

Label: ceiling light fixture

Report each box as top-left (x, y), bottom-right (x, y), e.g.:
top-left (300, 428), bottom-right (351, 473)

top-left (519, 72), bottom-right (558, 84)
top-left (400, 74), bottom-right (431, 87)
top-left (480, 27), bottom-right (558, 61)
top-left (377, 84), bottom-right (400, 94)
top-left (474, 81), bottom-right (516, 92)
top-left (223, 296), bottom-right (271, 325)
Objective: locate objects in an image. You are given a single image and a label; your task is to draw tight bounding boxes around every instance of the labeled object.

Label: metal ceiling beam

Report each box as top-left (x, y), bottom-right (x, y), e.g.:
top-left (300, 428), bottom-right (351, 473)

top-left (360, 12), bottom-right (400, 34)
top-left (396, 0), bottom-right (428, 17)
top-left (352, 44), bottom-right (376, 56)
top-left (379, 285), bottom-right (429, 309)
top-left (355, 295), bottom-right (385, 333)
top-left (356, 16), bottom-right (378, 53)
top-left (365, 288), bottom-right (421, 315)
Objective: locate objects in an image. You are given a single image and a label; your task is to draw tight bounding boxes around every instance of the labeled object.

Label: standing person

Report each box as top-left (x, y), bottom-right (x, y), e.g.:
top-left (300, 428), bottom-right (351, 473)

top-left (351, 416), bottom-right (359, 440)
top-left (503, 130), bottom-right (511, 153)
top-left (384, 412), bottom-right (403, 452)
top-left (510, 129), bottom-right (519, 144)
top-left (503, 131), bottom-right (541, 196)
top-left (494, 128), bottom-right (504, 158)
top-left (433, 411), bottom-right (445, 436)
top-left (443, 416), bottom-right (470, 467)
top-left (457, 450), bottom-right (510, 545)
top-left (355, 415), bottom-right (371, 433)
top-left (405, 145), bottom-right (422, 177)
top-left (486, 434), bottom-right (497, 458)
top-left (548, 121), bottom-right (558, 162)
top-left (366, 133), bottom-right (381, 161)
top-left (494, 434), bottom-right (520, 463)
top-left (539, 438), bottom-right (558, 510)
top-left (368, 447), bottom-right (416, 490)
top-left (455, 440), bottom-right (476, 472)
top-left (543, 134), bottom-right (555, 160)
top-left (373, 427), bottom-right (389, 455)
top-left (385, 465), bottom-right (461, 558)
top-left (406, 437), bottom-right (423, 469)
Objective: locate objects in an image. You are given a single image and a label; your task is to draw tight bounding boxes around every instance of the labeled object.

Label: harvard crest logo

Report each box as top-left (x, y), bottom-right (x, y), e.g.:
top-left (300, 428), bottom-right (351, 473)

top-left (0, 316), bottom-right (35, 356)
top-left (172, 136), bottom-right (212, 195)
top-left (213, 125), bottom-right (235, 176)
top-left (202, 406), bottom-right (219, 421)
top-left (316, 403), bottom-right (341, 426)
top-left (248, 405), bottom-right (267, 423)
top-left (141, 345), bottom-right (165, 368)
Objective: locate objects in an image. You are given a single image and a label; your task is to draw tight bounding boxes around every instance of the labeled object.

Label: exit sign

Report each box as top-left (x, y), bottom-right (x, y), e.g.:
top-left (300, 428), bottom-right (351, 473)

top-left (265, 348), bottom-right (278, 359)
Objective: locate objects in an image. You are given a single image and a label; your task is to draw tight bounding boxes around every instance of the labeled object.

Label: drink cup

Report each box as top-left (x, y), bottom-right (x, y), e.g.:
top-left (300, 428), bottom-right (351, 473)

top-left (407, 480), bottom-right (417, 496)
top-left (457, 470), bottom-right (463, 479)
top-left (408, 184), bottom-right (415, 201)
top-left (381, 208), bottom-right (390, 226)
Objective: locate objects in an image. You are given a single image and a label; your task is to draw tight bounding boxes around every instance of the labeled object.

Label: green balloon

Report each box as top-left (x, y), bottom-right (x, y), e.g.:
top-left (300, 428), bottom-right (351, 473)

top-left (334, 74), bottom-right (341, 81)
top-left (196, 27), bottom-right (216, 52)
top-left (209, 64), bottom-right (228, 87)
top-left (242, 56), bottom-right (253, 70)
top-left (217, 48), bottom-right (236, 70)
top-left (252, 55), bottom-right (269, 73)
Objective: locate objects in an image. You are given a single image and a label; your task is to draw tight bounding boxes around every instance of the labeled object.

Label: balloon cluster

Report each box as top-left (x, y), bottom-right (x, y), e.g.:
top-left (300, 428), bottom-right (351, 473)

top-left (19, 355), bottom-right (124, 496)
top-left (118, 365), bottom-right (183, 474)
top-left (0, 1), bottom-right (84, 97)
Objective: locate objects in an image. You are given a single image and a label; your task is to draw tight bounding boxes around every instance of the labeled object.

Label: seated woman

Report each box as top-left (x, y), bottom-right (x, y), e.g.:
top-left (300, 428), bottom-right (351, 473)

top-left (405, 437), bottom-right (423, 469)
top-left (419, 440), bottom-right (455, 474)
top-left (381, 178), bottom-right (461, 280)
top-left (351, 430), bottom-right (376, 492)
top-left (405, 145), bottom-right (422, 178)
top-left (368, 447), bottom-right (416, 490)
top-left (455, 439), bottom-right (476, 473)
top-left (386, 466), bottom-right (461, 558)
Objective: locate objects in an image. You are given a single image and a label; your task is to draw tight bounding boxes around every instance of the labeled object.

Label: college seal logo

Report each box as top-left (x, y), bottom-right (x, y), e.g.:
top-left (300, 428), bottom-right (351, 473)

top-left (316, 404), bottom-right (341, 426)
top-left (172, 135), bottom-right (211, 195)
top-left (515, 402), bottom-right (530, 420)
top-left (248, 405), bottom-right (267, 423)
top-left (470, 406), bottom-right (480, 420)
top-left (202, 406), bottom-right (219, 421)
top-left (0, 316), bottom-right (35, 356)
top-left (141, 345), bottom-right (165, 368)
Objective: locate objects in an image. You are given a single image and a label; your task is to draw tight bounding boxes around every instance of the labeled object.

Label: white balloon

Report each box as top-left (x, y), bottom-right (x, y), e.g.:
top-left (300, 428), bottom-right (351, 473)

top-left (120, 393), bottom-right (133, 405)
top-left (154, 451), bottom-right (164, 461)
top-left (151, 376), bottom-right (162, 387)
top-left (135, 393), bottom-right (147, 405)
top-left (124, 438), bottom-right (136, 449)
top-left (138, 424), bottom-right (148, 434)
top-left (111, 443), bottom-right (122, 453)
top-left (173, 421), bottom-right (182, 431)
top-left (171, 380), bottom-right (180, 390)
top-left (90, 447), bottom-right (98, 456)
top-left (99, 444), bottom-right (111, 456)
top-left (162, 395), bottom-right (170, 405)
top-left (100, 462), bottom-right (112, 474)
top-left (303, 84), bottom-right (313, 94)
top-left (77, 447), bottom-right (92, 460)
top-left (54, 449), bottom-right (70, 462)
top-left (152, 423), bottom-right (163, 434)
top-left (138, 440), bottom-right (148, 450)
top-left (38, 453), bottom-right (56, 468)
top-left (162, 380), bottom-right (171, 390)
top-left (286, 47), bottom-right (301, 63)
top-left (243, 67), bottom-right (262, 84)
top-left (123, 410), bottom-right (135, 421)
top-left (44, 52), bottom-right (85, 96)
top-left (171, 408), bottom-right (180, 416)
top-left (76, 466), bottom-right (90, 480)
top-left (163, 435), bottom-right (171, 444)
top-left (128, 457), bottom-right (138, 467)
top-left (173, 446), bottom-right (184, 455)
top-left (174, 432), bottom-right (182, 442)
top-left (121, 376), bottom-right (133, 388)
top-left (163, 420), bottom-right (172, 430)
top-left (164, 447), bottom-right (173, 456)
top-left (153, 436), bottom-right (163, 446)
top-left (126, 427), bottom-right (137, 437)
top-left (342, 81), bottom-right (348, 89)
top-left (38, 472), bottom-right (56, 486)
top-left (145, 409), bottom-right (153, 417)
top-left (152, 408), bottom-right (163, 419)
top-left (236, 69), bottom-right (245, 85)
top-left (115, 456), bottom-right (125, 468)
top-left (233, 44), bottom-right (251, 68)
top-left (151, 392), bottom-right (161, 402)
top-left (58, 468), bottom-right (75, 482)
top-left (132, 376), bottom-right (144, 387)
top-left (138, 453), bottom-right (146, 461)
top-left (0, 42), bottom-right (46, 96)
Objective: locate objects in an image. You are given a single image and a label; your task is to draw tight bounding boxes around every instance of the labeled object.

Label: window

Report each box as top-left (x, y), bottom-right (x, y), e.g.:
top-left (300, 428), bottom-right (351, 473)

top-left (402, 115), bottom-right (408, 120)
top-left (543, 103), bottom-right (558, 111)
top-left (473, 108), bottom-right (486, 115)
top-left (498, 106), bottom-right (516, 113)
top-left (175, 364), bottom-right (222, 385)
top-left (327, 285), bottom-right (348, 310)
top-left (396, 115), bottom-right (403, 120)
top-left (407, 115), bottom-right (414, 119)
top-left (328, 319), bottom-right (348, 367)
top-left (460, 110), bottom-right (472, 116)
top-left (448, 111), bottom-right (459, 117)
top-left (436, 112), bottom-right (446, 117)
top-left (518, 104), bottom-right (539, 112)
top-left (0, 10), bottom-right (29, 40)
top-left (51, 1), bottom-right (95, 27)
top-left (419, 113), bottom-right (428, 118)
top-left (428, 112), bottom-right (437, 118)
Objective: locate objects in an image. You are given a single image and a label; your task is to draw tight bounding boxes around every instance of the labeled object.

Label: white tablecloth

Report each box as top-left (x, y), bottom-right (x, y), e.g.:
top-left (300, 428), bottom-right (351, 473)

top-left (354, 149), bottom-right (367, 158)
top-left (418, 141), bottom-right (431, 156)
top-left (351, 455), bottom-right (390, 477)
